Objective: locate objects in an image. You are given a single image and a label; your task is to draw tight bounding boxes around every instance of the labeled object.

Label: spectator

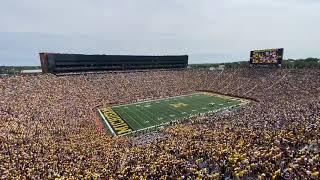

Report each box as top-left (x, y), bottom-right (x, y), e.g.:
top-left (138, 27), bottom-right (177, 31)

top-left (0, 69), bottom-right (319, 179)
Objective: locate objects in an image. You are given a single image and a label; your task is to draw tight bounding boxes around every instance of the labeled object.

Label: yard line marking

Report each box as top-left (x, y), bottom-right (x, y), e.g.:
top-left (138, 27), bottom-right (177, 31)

top-left (151, 102), bottom-right (174, 124)
top-left (132, 105), bottom-right (159, 127)
top-left (147, 102), bottom-right (173, 125)
top-left (113, 93), bottom-right (204, 108)
top-left (113, 108), bottom-right (144, 130)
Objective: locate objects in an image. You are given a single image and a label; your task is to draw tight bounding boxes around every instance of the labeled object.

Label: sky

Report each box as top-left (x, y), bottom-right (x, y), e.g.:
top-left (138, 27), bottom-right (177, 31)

top-left (0, 0), bottom-right (319, 65)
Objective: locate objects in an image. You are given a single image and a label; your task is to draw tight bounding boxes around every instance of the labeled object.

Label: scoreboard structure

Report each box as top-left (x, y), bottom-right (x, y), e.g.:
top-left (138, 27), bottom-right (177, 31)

top-left (250, 48), bottom-right (284, 67)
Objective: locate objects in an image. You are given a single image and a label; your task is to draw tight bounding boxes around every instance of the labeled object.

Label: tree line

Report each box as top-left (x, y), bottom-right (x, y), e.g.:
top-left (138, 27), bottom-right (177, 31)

top-left (190, 58), bottom-right (320, 69)
top-left (0, 66), bottom-right (41, 75)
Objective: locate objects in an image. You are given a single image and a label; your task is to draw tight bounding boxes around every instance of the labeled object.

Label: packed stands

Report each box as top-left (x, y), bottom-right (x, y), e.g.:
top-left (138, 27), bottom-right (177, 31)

top-left (0, 69), bottom-right (319, 179)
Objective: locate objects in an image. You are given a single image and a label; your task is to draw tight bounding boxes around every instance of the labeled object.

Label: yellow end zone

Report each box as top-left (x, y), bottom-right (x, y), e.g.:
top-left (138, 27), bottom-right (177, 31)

top-left (98, 107), bottom-right (133, 135)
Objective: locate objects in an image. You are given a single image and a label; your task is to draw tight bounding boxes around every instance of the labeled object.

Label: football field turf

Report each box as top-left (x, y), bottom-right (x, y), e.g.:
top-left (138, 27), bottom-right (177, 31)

top-left (97, 92), bottom-right (249, 136)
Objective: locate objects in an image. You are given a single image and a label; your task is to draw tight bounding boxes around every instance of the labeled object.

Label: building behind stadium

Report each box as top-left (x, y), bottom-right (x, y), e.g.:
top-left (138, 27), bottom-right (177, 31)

top-left (39, 53), bottom-right (188, 73)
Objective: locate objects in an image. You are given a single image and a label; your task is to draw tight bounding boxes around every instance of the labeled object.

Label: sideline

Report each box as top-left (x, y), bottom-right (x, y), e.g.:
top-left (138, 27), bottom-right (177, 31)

top-left (197, 89), bottom-right (260, 103)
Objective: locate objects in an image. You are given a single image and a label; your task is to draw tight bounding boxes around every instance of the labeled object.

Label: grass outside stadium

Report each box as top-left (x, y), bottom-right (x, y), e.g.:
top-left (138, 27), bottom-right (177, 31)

top-left (97, 92), bottom-right (250, 136)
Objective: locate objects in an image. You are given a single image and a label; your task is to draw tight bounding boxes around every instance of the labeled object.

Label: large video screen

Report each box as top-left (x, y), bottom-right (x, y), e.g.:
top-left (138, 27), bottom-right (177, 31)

top-left (250, 48), bottom-right (284, 65)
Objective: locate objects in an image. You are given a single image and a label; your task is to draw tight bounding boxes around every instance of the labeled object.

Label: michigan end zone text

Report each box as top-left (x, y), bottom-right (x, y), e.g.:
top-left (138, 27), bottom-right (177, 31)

top-left (98, 107), bottom-right (133, 135)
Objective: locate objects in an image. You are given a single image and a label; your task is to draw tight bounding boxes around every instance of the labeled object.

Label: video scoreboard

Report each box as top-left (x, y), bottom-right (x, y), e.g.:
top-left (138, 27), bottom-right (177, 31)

top-left (250, 48), bottom-right (284, 66)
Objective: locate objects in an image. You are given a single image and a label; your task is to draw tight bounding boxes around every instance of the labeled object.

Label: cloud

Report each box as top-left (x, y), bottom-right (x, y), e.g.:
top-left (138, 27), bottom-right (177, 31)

top-left (0, 0), bottom-right (319, 65)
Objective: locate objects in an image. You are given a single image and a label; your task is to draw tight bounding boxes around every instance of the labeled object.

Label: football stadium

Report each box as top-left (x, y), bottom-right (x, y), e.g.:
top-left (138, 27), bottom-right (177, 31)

top-left (1, 50), bottom-right (320, 179)
top-left (1, 2), bottom-right (320, 179)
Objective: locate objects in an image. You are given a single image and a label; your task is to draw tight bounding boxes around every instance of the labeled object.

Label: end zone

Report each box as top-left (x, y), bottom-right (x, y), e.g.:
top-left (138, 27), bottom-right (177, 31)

top-left (97, 107), bottom-right (133, 135)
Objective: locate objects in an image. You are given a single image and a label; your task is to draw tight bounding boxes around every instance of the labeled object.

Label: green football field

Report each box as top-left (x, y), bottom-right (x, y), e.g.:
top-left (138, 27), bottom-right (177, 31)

top-left (98, 92), bottom-right (249, 136)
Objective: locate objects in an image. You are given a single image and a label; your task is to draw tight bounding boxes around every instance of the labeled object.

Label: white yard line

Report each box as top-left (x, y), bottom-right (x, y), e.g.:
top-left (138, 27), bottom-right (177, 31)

top-left (115, 108), bottom-right (145, 130)
top-left (112, 92), bottom-right (203, 108)
top-left (131, 106), bottom-right (159, 127)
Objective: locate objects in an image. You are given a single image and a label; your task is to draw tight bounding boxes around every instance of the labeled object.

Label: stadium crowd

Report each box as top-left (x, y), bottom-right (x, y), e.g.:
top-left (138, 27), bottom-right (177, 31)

top-left (0, 69), bottom-right (319, 179)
